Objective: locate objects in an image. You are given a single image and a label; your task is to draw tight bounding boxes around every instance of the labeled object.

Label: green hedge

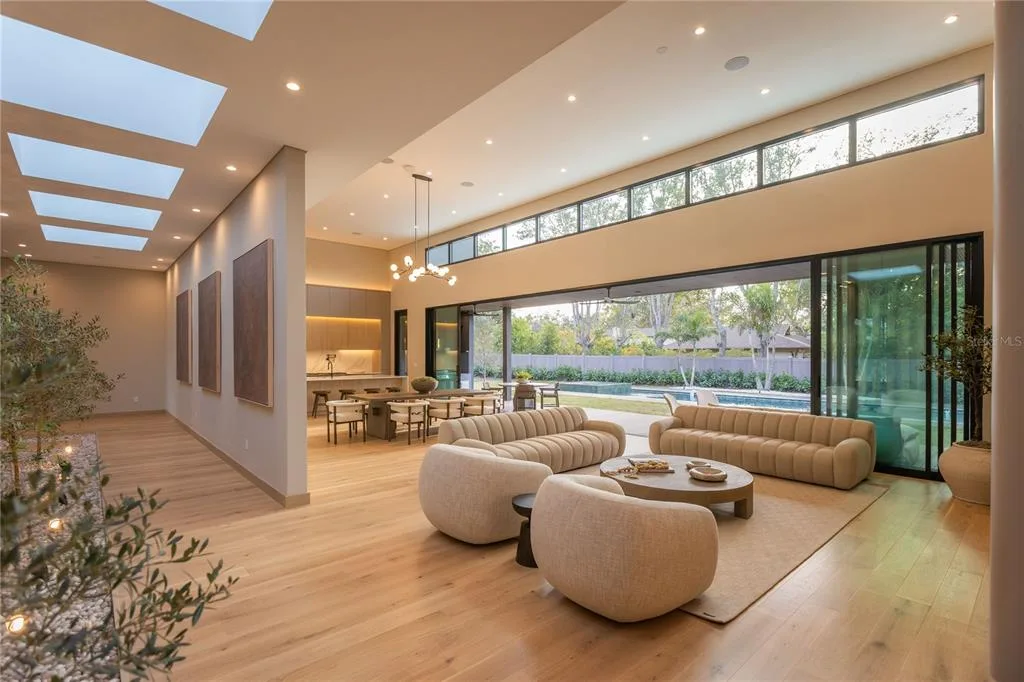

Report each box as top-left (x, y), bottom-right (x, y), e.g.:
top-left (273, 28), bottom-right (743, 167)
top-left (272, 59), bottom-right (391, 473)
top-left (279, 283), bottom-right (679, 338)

top-left (474, 364), bottom-right (810, 393)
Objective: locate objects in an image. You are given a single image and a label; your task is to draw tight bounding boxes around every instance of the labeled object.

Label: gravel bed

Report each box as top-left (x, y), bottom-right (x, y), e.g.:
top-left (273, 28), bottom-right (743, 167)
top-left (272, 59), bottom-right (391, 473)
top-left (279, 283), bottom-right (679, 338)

top-left (1, 434), bottom-right (118, 681)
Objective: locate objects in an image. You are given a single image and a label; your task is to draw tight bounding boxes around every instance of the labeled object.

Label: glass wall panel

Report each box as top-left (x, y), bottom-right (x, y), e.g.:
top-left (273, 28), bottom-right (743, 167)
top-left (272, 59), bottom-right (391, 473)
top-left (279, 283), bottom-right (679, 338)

top-left (450, 236), bottom-right (474, 263)
top-left (471, 311), bottom-right (503, 388)
top-left (581, 190), bottom-right (628, 230)
top-left (538, 206), bottom-right (578, 241)
top-left (431, 306), bottom-right (459, 389)
top-left (505, 218), bottom-right (537, 249)
top-left (819, 238), bottom-right (980, 476)
top-left (856, 82), bottom-right (980, 161)
top-left (394, 310), bottom-right (408, 376)
top-left (690, 150), bottom-right (757, 203)
top-left (630, 172), bottom-right (685, 217)
top-left (763, 123), bottom-right (850, 184)
top-left (476, 227), bottom-right (503, 255)
top-left (426, 244), bottom-right (449, 267)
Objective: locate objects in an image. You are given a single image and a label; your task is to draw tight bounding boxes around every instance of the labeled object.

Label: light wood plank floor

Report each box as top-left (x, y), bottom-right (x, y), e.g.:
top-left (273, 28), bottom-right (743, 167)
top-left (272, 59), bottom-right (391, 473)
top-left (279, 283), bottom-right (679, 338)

top-left (80, 413), bottom-right (991, 681)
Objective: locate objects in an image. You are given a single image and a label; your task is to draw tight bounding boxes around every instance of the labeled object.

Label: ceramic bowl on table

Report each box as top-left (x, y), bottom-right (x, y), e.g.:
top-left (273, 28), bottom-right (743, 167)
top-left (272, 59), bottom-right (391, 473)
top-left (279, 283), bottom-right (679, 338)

top-left (688, 466), bottom-right (728, 482)
top-left (685, 460), bottom-right (711, 470)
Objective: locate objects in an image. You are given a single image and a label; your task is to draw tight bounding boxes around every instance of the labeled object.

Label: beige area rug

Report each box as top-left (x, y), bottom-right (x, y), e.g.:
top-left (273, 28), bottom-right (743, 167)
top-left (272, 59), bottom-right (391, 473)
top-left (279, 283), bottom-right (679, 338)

top-left (679, 475), bottom-right (887, 623)
top-left (569, 465), bottom-right (887, 624)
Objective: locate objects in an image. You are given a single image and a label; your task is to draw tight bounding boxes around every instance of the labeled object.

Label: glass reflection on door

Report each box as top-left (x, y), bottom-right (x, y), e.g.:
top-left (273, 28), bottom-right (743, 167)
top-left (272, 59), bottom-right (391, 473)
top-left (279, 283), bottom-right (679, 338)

top-left (431, 306), bottom-right (459, 389)
top-left (820, 239), bottom-right (980, 476)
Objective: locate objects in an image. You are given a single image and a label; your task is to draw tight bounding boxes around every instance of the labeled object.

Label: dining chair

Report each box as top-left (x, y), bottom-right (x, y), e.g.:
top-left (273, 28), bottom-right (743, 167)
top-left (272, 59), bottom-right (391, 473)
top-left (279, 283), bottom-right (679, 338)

top-left (463, 395), bottom-right (499, 416)
top-left (327, 400), bottom-right (367, 444)
top-left (539, 382), bottom-right (560, 408)
top-left (427, 397), bottom-right (466, 428)
top-left (513, 384), bottom-right (537, 411)
top-left (388, 400), bottom-right (429, 444)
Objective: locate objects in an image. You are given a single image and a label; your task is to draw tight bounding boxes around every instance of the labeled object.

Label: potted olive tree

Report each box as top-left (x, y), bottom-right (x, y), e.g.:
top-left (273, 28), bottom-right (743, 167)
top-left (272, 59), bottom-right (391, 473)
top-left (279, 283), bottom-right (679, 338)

top-left (922, 305), bottom-right (992, 504)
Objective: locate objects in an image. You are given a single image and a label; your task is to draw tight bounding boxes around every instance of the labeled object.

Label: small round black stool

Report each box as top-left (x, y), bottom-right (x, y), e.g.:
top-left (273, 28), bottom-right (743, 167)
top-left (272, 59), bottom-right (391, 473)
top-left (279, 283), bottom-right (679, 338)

top-left (512, 493), bottom-right (537, 568)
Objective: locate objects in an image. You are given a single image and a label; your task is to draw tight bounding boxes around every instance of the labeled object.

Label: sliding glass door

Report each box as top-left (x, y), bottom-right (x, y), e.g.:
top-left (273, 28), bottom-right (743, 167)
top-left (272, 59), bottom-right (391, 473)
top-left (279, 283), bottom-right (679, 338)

top-left (818, 238), bottom-right (981, 477)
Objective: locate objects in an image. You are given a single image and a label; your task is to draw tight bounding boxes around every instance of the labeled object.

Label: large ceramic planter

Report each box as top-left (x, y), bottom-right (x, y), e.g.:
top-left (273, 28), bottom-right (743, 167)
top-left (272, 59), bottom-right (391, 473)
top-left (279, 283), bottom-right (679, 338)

top-left (938, 442), bottom-right (991, 505)
top-left (410, 376), bottom-right (438, 394)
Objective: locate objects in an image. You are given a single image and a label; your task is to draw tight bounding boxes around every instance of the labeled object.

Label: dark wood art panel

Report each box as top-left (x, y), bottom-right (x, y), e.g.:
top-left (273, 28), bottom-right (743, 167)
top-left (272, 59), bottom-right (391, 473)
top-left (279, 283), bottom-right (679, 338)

top-left (233, 239), bottom-right (274, 407)
top-left (175, 289), bottom-right (191, 384)
top-left (197, 271), bottom-right (222, 393)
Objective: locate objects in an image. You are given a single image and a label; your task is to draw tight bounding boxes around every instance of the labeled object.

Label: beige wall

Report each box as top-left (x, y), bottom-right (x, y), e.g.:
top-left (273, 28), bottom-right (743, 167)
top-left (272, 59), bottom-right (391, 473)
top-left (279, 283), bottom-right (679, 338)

top-left (391, 47), bottom-right (994, 379)
top-left (6, 260), bottom-right (167, 414)
top-left (166, 147), bottom-right (308, 500)
top-left (305, 238), bottom-right (392, 291)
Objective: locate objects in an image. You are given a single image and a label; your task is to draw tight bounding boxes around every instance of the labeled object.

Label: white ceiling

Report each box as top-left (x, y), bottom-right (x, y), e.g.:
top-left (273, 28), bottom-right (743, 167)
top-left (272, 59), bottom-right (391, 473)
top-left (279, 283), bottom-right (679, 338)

top-left (0, 1), bottom-right (618, 270)
top-left (310, 0), bottom-right (993, 251)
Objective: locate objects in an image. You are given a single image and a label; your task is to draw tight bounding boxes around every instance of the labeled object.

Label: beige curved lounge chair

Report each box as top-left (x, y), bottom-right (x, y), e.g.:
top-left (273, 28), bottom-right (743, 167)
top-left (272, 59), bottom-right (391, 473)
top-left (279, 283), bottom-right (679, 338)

top-left (531, 475), bottom-right (718, 623)
top-left (418, 444), bottom-right (551, 544)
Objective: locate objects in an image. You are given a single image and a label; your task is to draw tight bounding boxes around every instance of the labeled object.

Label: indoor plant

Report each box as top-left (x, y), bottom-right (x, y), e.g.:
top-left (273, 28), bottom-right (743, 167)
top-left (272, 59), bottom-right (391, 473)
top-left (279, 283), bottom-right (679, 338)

top-left (922, 305), bottom-right (992, 504)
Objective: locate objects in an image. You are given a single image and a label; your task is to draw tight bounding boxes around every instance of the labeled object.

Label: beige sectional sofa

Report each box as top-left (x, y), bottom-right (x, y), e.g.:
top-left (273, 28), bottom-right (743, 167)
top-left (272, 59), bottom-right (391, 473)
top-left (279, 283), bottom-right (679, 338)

top-left (437, 406), bottom-right (626, 473)
top-left (650, 405), bottom-right (875, 490)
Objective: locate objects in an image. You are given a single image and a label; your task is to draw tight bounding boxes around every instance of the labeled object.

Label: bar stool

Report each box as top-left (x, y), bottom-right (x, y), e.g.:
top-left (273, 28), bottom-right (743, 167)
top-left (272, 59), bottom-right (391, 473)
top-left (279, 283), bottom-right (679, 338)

top-left (311, 390), bottom-right (330, 417)
top-left (338, 389), bottom-right (356, 401)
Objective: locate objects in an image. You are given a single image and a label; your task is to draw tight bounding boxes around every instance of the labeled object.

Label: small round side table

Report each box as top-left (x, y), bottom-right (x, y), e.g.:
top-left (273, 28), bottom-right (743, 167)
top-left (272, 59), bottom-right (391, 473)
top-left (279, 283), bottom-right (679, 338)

top-left (512, 493), bottom-right (537, 568)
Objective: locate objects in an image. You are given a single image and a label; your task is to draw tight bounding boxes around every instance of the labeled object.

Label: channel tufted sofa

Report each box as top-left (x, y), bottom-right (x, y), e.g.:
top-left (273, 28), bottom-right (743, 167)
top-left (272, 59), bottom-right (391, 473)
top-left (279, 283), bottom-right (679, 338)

top-left (650, 405), bottom-right (876, 490)
top-left (437, 406), bottom-right (626, 473)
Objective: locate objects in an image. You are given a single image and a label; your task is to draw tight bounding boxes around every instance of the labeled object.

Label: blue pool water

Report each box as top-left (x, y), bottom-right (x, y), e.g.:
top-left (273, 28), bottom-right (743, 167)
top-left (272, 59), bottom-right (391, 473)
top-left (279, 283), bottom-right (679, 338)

top-left (631, 387), bottom-right (811, 411)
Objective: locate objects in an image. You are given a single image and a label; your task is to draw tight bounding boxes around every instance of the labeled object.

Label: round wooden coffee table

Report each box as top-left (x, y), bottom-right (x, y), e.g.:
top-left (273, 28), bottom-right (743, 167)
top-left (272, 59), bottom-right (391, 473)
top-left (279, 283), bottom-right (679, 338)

top-left (599, 455), bottom-right (754, 518)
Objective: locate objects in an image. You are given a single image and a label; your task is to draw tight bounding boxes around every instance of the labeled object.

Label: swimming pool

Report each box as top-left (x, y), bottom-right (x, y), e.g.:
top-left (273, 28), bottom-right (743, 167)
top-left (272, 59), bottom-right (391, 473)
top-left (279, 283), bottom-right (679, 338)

top-left (631, 387), bottom-right (811, 411)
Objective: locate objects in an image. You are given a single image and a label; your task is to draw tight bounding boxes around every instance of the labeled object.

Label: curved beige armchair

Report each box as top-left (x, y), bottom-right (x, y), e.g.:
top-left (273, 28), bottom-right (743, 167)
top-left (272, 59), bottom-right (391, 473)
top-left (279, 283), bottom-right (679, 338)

top-left (418, 444), bottom-right (551, 544)
top-left (532, 475), bottom-right (718, 623)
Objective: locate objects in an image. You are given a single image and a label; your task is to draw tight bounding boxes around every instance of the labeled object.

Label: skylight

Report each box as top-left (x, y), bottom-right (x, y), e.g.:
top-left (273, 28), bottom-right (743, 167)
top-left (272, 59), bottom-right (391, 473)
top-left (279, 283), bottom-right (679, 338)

top-left (42, 225), bottom-right (149, 252)
top-left (0, 16), bottom-right (227, 146)
top-left (149, 0), bottom-right (273, 41)
top-left (9, 134), bottom-right (184, 199)
top-left (29, 191), bottom-right (161, 231)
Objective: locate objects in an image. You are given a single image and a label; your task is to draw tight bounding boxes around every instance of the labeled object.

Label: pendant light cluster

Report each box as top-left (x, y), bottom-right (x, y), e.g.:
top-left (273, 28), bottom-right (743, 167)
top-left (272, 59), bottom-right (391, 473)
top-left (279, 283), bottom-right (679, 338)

top-left (389, 173), bottom-right (457, 286)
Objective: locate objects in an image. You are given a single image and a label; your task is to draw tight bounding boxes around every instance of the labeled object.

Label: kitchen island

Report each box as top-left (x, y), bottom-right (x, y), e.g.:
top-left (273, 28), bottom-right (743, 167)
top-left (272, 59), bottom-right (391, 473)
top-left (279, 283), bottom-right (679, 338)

top-left (306, 374), bottom-right (405, 413)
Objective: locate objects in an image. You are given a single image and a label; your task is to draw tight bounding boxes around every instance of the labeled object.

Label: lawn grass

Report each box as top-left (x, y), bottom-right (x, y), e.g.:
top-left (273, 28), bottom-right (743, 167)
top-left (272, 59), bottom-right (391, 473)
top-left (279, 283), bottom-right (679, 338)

top-left (558, 393), bottom-right (670, 417)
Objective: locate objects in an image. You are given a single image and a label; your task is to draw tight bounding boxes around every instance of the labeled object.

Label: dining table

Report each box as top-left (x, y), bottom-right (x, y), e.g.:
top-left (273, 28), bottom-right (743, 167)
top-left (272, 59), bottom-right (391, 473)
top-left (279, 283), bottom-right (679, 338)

top-left (349, 388), bottom-right (493, 440)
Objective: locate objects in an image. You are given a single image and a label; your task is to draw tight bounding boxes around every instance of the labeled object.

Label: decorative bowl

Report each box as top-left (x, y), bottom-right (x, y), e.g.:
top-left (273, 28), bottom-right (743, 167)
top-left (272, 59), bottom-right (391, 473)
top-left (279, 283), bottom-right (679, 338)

top-left (685, 460), bottom-right (710, 470)
top-left (689, 466), bottom-right (728, 482)
top-left (410, 376), bottom-right (439, 394)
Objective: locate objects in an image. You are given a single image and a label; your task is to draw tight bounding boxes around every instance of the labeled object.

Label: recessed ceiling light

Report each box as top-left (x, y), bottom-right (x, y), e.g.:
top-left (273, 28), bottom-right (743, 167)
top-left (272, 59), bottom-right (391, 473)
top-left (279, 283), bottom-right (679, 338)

top-left (285, 81), bottom-right (301, 91)
top-left (460, 181), bottom-right (475, 187)
top-left (383, 193), bottom-right (389, 199)
top-left (498, 192), bottom-right (504, 197)
top-left (191, 207), bottom-right (200, 213)
top-left (724, 55), bottom-right (750, 72)
top-left (560, 168), bottom-right (567, 173)
top-left (694, 26), bottom-right (706, 35)
top-left (451, 210), bottom-right (457, 214)
top-left (322, 226), bottom-right (328, 231)
top-left (157, 258), bottom-right (164, 262)
top-left (349, 211), bottom-right (355, 216)
top-left (485, 139), bottom-right (493, 145)
top-left (760, 88), bottom-right (771, 95)
top-left (225, 165), bottom-right (237, 172)
top-left (151, 265), bottom-right (158, 269)
top-left (642, 135), bottom-right (650, 141)
top-left (18, 243), bottom-right (27, 248)
top-left (426, 170), bottom-right (432, 176)
top-left (381, 157), bottom-right (394, 164)
top-left (382, 236), bottom-right (389, 241)
top-left (173, 235), bottom-right (182, 240)
top-left (567, 94), bottom-right (577, 103)
top-left (944, 14), bottom-right (958, 24)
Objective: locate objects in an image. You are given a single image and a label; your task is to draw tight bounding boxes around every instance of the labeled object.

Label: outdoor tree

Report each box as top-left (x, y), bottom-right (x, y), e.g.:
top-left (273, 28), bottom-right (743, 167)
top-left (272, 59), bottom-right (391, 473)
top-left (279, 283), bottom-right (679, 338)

top-left (601, 302), bottom-right (640, 351)
top-left (510, 316), bottom-right (537, 354)
top-left (643, 293), bottom-right (676, 349)
top-left (732, 282), bottom-right (785, 390)
top-left (706, 288), bottom-right (732, 357)
top-left (666, 309), bottom-right (715, 386)
top-left (569, 301), bottom-right (602, 355)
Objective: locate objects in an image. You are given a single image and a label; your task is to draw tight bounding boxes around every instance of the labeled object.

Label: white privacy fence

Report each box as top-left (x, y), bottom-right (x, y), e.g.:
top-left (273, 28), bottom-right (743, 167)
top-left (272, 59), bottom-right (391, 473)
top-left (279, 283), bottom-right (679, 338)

top-left (509, 354), bottom-right (812, 379)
